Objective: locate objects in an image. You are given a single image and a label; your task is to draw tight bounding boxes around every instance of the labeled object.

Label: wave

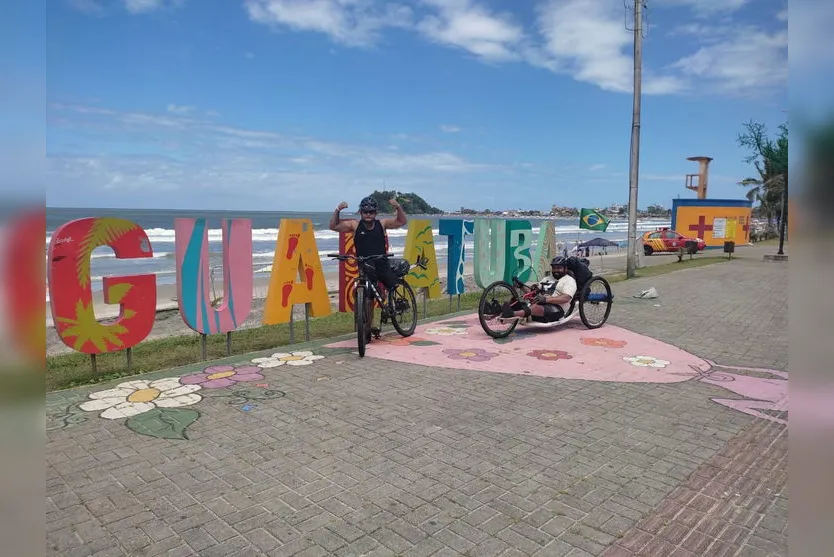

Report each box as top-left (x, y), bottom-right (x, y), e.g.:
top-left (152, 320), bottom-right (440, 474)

top-left (45, 219), bottom-right (670, 246)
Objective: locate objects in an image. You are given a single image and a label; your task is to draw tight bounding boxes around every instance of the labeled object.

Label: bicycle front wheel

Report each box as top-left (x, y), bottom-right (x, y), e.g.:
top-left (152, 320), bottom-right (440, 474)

top-left (355, 285), bottom-right (368, 357)
top-left (389, 280), bottom-right (417, 337)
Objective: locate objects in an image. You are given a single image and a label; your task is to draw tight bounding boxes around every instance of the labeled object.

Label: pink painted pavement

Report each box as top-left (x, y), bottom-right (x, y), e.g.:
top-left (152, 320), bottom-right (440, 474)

top-left (324, 313), bottom-right (788, 423)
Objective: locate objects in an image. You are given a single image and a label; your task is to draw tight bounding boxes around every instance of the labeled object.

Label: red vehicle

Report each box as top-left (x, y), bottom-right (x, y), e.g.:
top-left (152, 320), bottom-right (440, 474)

top-left (641, 228), bottom-right (706, 255)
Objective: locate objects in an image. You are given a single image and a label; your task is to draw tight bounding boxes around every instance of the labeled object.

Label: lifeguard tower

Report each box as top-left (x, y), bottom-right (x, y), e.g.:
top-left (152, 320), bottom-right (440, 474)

top-left (671, 155), bottom-right (753, 249)
top-left (684, 156), bottom-right (712, 199)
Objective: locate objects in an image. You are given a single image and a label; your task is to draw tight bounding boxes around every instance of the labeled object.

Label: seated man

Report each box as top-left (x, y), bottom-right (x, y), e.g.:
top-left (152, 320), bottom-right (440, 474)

top-left (502, 257), bottom-right (578, 322)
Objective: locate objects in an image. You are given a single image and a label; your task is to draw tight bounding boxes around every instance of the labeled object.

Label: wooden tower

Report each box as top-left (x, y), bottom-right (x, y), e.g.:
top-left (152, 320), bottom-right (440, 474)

top-left (685, 156), bottom-right (713, 199)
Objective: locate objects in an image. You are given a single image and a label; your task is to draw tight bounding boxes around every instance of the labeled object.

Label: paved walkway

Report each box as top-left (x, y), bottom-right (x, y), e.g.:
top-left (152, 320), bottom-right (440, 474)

top-left (46, 246), bottom-right (787, 556)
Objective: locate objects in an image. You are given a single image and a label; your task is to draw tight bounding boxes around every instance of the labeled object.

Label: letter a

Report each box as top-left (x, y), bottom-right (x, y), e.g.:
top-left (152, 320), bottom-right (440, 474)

top-left (403, 219), bottom-right (441, 299)
top-left (263, 219), bottom-right (330, 324)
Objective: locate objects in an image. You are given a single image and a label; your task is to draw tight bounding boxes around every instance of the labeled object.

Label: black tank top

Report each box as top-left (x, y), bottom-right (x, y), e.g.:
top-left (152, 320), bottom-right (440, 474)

top-left (353, 219), bottom-right (387, 256)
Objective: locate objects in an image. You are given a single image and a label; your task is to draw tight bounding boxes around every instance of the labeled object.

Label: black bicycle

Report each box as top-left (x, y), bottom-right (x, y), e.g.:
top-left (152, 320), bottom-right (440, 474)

top-left (326, 252), bottom-right (423, 357)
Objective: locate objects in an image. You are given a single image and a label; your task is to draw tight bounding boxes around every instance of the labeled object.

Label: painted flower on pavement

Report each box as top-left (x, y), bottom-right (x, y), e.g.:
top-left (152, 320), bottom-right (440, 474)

top-left (425, 326), bottom-right (468, 336)
top-left (580, 337), bottom-right (627, 348)
top-left (527, 349), bottom-right (573, 361)
top-left (443, 348), bottom-right (499, 362)
top-left (79, 378), bottom-right (202, 420)
top-left (624, 355), bottom-right (670, 368)
top-left (180, 365), bottom-right (265, 389)
top-left (252, 350), bottom-right (325, 367)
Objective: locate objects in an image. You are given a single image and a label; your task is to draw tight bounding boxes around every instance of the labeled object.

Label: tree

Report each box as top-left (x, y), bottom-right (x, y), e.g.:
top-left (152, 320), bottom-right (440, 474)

top-left (737, 120), bottom-right (788, 250)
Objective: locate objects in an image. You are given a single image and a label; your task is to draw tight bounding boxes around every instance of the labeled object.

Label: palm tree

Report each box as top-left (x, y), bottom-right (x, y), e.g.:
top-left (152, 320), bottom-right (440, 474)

top-left (738, 121), bottom-right (788, 244)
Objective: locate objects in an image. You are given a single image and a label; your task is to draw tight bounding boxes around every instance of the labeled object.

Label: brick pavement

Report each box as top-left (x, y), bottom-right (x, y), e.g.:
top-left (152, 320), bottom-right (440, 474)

top-left (46, 246), bottom-right (787, 556)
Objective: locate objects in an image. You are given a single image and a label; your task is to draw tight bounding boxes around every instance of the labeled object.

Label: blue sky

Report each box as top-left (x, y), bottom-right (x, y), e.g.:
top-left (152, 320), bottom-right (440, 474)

top-left (44, 0), bottom-right (789, 212)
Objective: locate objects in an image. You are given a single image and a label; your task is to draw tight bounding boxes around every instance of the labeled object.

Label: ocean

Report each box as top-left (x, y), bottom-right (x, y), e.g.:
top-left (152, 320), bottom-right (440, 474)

top-left (45, 207), bottom-right (671, 299)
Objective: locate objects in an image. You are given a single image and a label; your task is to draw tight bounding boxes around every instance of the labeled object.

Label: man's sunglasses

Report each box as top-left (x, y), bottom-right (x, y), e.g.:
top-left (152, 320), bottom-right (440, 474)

top-left (361, 209), bottom-right (377, 214)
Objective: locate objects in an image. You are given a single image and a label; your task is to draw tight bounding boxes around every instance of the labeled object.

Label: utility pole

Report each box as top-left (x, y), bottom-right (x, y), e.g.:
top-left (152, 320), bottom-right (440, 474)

top-left (626, 0), bottom-right (645, 278)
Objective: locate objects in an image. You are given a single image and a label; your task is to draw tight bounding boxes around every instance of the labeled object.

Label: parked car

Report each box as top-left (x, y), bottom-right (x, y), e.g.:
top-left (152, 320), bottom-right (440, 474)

top-left (641, 228), bottom-right (706, 255)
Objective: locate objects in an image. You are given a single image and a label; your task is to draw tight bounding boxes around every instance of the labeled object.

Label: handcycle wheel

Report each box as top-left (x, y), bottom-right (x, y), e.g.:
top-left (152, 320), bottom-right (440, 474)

top-left (478, 280), bottom-right (521, 338)
top-left (579, 276), bottom-right (613, 329)
top-left (355, 286), bottom-right (369, 357)
top-left (388, 280), bottom-right (417, 337)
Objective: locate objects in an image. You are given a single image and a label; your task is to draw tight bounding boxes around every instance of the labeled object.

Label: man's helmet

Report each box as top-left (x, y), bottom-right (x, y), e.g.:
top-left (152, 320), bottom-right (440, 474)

top-left (550, 256), bottom-right (569, 267)
top-left (358, 196), bottom-right (378, 212)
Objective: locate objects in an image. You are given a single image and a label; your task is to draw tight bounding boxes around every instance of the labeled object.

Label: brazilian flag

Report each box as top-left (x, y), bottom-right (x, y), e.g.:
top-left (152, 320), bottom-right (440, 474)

top-left (579, 208), bottom-right (610, 231)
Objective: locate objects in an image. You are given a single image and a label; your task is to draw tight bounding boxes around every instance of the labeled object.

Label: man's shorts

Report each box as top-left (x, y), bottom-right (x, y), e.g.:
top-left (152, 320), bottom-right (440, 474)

top-left (368, 258), bottom-right (396, 290)
top-left (531, 303), bottom-right (565, 323)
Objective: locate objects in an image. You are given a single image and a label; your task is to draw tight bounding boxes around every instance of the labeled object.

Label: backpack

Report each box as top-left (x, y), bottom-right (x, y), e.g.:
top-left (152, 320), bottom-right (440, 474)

top-left (566, 256), bottom-right (593, 287)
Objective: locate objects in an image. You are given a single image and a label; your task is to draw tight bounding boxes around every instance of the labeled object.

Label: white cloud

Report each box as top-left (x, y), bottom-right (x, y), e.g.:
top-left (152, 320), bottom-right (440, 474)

top-left (669, 25), bottom-right (787, 96)
top-left (416, 0), bottom-right (524, 62)
top-left (68, 0), bottom-right (184, 14)
top-left (243, 0), bottom-right (413, 47)
top-left (124, 0), bottom-right (162, 12)
top-left (440, 124), bottom-right (461, 133)
top-left (166, 104), bottom-right (195, 114)
top-left (651, 0), bottom-right (750, 15)
top-left (588, 164), bottom-right (606, 172)
top-left (533, 0), bottom-right (685, 95)
top-left (235, 0), bottom-right (785, 99)
top-left (46, 103), bottom-right (508, 208)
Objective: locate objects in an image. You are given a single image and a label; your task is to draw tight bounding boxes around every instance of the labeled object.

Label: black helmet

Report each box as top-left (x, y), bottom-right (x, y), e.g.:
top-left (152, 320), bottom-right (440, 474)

top-left (550, 256), bottom-right (569, 267)
top-left (359, 196), bottom-right (378, 212)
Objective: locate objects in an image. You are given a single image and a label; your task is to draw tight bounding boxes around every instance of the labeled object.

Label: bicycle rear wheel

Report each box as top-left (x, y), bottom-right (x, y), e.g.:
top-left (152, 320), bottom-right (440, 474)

top-left (389, 280), bottom-right (417, 337)
top-left (579, 276), bottom-right (613, 329)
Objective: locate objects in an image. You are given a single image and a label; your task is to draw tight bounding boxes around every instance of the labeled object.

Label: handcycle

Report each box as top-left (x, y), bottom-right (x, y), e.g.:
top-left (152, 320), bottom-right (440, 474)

top-left (326, 252), bottom-right (426, 357)
top-left (477, 259), bottom-right (613, 339)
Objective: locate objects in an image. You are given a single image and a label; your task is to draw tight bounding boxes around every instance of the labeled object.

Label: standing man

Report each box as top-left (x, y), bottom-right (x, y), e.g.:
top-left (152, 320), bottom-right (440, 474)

top-left (329, 195), bottom-right (407, 336)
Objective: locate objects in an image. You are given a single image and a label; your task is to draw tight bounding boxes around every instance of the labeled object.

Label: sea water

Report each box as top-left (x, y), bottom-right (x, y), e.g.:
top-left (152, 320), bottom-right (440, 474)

top-left (45, 207), bottom-right (670, 299)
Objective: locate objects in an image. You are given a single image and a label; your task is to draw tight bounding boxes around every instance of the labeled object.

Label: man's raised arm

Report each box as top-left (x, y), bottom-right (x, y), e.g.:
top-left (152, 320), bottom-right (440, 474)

top-left (382, 198), bottom-right (407, 229)
top-left (329, 201), bottom-right (357, 233)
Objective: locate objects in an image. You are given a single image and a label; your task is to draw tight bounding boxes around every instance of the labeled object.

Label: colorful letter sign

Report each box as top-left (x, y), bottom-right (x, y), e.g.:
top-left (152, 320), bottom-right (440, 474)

top-left (263, 219), bottom-right (330, 324)
top-left (175, 218), bottom-right (253, 334)
top-left (48, 218), bottom-right (156, 353)
top-left (473, 218), bottom-right (507, 288)
top-left (403, 219), bottom-right (441, 298)
top-left (438, 219), bottom-right (474, 295)
top-left (505, 220), bottom-right (533, 283)
top-left (337, 227), bottom-right (389, 312)
top-left (532, 220), bottom-right (557, 281)
top-left (337, 230), bottom-right (359, 313)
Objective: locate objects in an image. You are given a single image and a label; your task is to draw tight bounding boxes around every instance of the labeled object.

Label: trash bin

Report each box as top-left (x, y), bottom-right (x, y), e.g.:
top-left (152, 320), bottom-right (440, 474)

top-left (684, 240), bottom-right (698, 254)
top-left (724, 241), bottom-right (735, 253)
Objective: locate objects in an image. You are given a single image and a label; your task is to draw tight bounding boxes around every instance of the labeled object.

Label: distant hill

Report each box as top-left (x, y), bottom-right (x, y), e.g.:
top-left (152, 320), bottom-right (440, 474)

top-left (367, 190), bottom-right (443, 215)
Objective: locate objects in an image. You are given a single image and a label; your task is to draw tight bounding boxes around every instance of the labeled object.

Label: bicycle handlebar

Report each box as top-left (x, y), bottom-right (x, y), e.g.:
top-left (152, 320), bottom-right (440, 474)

top-left (326, 252), bottom-right (428, 270)
top-left (326, 253), bottom-right (394, 260)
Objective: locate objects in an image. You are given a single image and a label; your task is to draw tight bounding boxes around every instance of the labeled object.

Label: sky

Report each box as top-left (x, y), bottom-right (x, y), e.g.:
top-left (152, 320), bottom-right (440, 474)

top-left (42, 0), bottom-right (791, 213)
